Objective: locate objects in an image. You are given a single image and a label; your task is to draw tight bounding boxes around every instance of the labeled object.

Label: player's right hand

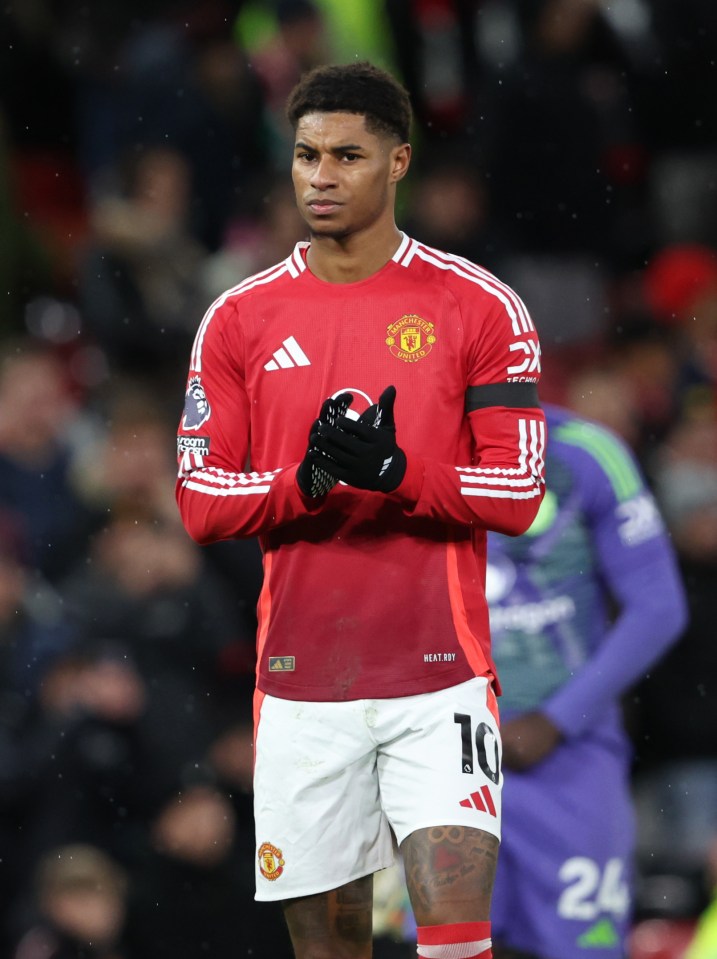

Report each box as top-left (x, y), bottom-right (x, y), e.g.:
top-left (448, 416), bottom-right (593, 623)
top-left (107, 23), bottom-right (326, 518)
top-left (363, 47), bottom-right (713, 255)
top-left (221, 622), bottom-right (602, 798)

top-left (296, 392), bottom-right (354, 497)
top-left (500, 712), bottom-right (563, 770)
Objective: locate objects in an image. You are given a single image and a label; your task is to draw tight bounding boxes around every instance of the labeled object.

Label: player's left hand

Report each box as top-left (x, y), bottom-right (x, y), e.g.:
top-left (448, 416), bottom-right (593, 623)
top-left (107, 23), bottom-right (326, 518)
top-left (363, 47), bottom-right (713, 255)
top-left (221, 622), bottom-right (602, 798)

top-left (500, 711), bottom-right (563, 770)
top-left (312, 385), bottom-right (407, 493)
top-left (296, 392), bottom-right (354, 497)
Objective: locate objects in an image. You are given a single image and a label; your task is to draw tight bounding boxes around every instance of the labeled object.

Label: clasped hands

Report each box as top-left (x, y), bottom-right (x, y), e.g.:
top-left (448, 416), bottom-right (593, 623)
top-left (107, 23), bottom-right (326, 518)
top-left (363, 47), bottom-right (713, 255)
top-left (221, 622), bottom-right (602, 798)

top-left (296, 386), bottom-right (407, 497)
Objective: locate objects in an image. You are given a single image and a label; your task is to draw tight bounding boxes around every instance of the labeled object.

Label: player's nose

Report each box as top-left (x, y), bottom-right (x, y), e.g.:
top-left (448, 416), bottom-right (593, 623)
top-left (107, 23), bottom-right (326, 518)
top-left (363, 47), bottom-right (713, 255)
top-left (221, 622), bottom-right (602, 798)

top-left (310, 155), bottom-right (337, 189)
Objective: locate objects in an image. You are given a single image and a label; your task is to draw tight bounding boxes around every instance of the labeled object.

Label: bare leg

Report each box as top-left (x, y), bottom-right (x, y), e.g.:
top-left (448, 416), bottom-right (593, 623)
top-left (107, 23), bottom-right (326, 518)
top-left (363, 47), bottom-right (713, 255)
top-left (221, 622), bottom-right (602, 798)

top-left (401, 825), bottom-right (499, 926)
top-left (282, 874), bottom-right (374, 959)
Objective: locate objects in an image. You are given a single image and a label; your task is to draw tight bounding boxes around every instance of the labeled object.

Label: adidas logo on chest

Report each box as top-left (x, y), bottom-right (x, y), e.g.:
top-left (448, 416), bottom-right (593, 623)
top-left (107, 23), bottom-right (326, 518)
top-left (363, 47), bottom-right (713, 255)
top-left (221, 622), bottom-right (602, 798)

top-left (264, 336), bottom-right (311, 371)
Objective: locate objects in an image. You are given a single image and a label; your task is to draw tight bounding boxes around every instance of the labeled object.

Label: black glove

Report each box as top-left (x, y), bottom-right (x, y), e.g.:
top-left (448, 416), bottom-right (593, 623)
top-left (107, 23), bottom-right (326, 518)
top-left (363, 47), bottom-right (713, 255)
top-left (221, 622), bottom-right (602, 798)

top-left (312, 385), bottom-right (407, 492)
top-left (296, 392), bottom-right (354, 497)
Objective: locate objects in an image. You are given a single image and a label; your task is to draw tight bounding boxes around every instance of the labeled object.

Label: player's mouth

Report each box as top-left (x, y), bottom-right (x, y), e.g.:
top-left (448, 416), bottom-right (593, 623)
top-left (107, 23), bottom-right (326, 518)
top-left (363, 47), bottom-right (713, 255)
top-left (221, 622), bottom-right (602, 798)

top-left (307, 199), bottom-right (342, 215)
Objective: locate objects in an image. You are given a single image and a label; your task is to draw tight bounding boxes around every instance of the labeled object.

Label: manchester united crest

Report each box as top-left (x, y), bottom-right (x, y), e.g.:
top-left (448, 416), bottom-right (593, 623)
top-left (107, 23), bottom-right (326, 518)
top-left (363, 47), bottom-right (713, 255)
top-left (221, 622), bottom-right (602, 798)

top-left (386, 315), bottom-right (436, 363)
top-left (258, 842), bottom-right (285, 881)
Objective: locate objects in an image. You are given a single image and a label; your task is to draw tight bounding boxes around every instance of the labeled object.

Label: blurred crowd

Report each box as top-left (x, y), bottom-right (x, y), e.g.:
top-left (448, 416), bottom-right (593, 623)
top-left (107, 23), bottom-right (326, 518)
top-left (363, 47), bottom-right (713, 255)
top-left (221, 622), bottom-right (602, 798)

top-left (0, 0), bottom-right (716, 955)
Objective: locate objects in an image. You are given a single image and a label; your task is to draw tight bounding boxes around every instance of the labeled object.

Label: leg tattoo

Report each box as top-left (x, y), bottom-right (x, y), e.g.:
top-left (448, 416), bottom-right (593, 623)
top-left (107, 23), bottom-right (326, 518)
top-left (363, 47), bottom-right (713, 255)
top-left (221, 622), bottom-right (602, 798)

top-left (402, 826), bottom-right (499, 926)
top-left (283, 875), bottom-right (373, 959)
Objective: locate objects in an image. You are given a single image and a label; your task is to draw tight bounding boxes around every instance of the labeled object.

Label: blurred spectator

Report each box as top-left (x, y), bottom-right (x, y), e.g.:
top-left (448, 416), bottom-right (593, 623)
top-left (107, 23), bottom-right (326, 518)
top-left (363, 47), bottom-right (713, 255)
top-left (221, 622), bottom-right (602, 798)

top-left (202, 177), bottom-right (308, 300)
top-left (149, 784), bottom-right (235, 873)
top-left (608, 319), bottom-right (682, 461)
top-left (21, 645), bottom-right (163, 865)
top-left (479, 0), bottom-right (651, 265)
top-left (59, 507), bottom-right (244, 706)
top-left (565, 365), bottom-right (641, 449)
top-left (3, 2), bottom-right (267, 252)
top-left (502, 254), bottom-right (609, 352)
top-left (653, 411), bottom-right (717, 565)
top-left (243, 0), bottom-right (329, 159)
top-left (0, 342), bottom-right (96, 582)
top-left (127, 782), bottom-right (293, 958)
top-left (649, 150), bottom-right (717, 250)
top-left (106, 12), bottom-right (268, 251)
top-left (557, 243), bottom-right (717, 465)
top-left (176, 20), bottom-right (269, 249)
top-left (66, 350), bottom-right (255, 666)
top-left (0, 511), bottom-right (75, 954)
top-left (402, 154), bottom-right (505, 271)
top-left (385, 0), bottom-right (481, 140)
top-left (13, 844), bottom-right (131, 959)
top-left (10, 635), bottom-right (252, 959)
top-left (208, 706), bottom-right (254, 798)
top-left (26, 406), bottom-right (252, 873)
top-left (72, 381), bottom-right (180, 526)
top-left (237, 0), bottom-right (395, 156)
top-left (79, 147), bottom-right (209, 381)
top-left (0, 508), bottom-right (72, 694)
top-left (643, 244), bottom-right (717, 407)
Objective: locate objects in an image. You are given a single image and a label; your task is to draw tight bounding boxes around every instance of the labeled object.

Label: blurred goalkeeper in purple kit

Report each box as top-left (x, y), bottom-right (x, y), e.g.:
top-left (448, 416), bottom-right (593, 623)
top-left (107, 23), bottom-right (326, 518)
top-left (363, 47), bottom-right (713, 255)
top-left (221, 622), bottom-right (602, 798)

top-left (487, 404), bottom-right (687, 959)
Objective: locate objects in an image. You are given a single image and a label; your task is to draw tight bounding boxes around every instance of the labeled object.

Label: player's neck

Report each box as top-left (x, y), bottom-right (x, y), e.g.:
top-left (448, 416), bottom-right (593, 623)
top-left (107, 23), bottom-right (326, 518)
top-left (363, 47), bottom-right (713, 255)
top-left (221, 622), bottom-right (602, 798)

top-left (306, 222), bottom-right (403, 284)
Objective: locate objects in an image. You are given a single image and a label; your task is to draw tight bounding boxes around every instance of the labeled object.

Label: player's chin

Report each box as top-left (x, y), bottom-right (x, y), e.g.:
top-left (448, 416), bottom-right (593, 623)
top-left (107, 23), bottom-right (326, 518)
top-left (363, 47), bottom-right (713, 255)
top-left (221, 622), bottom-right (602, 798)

top-left (307, 221), bottom-right (351, 240)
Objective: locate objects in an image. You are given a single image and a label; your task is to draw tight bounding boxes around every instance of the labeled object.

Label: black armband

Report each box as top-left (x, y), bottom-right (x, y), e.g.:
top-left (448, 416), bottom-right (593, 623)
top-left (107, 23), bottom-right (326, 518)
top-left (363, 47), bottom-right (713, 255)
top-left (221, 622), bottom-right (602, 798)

top-left (465, 382), bottom-right (540, 413)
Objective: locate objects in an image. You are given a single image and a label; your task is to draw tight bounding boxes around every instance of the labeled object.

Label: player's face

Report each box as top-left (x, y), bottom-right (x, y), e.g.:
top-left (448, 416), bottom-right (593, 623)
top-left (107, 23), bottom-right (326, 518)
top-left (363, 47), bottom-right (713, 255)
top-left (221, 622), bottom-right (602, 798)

top-left (292, 112), bottom-right (409, 240)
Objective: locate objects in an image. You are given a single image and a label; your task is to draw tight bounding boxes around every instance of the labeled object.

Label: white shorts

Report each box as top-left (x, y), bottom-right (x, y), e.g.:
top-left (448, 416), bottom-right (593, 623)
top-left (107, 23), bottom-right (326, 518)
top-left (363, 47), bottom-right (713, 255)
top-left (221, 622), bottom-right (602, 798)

top-left (253, 677), bottom-right (502, 901)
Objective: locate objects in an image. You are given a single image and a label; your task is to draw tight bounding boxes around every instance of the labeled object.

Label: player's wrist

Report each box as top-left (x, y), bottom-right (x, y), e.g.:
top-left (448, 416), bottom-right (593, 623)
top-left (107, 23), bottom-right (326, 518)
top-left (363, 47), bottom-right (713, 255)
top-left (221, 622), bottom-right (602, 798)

top-left (386, 451), bottom-right (423, 507)
top-left (540, 702), bottom-right (574, 740)
top-left (378, 446), bottom-right (406, 492)
top-left (294, 463), bottom-right (331, 508)
top-left (295, 458), bottom-right (314, 497)
top-left (296, 456), bottom-right (327, 499)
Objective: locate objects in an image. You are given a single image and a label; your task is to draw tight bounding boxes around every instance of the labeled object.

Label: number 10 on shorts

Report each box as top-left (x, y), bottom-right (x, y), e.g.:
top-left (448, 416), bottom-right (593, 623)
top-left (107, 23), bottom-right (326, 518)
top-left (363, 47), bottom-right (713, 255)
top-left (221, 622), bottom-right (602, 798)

top-left (454, 712), bottom-right (501, 783)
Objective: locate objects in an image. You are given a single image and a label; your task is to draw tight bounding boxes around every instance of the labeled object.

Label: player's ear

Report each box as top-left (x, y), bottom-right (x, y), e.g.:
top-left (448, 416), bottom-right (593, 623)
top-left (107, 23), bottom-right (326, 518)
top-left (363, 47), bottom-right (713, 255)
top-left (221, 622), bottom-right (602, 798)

top-left (389, 143), bottom-right (411, 183)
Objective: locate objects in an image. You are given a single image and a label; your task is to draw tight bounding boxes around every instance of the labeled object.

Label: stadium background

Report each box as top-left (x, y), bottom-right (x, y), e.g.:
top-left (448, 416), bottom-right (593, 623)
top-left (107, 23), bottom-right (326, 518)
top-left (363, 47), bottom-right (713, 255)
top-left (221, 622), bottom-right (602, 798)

top-left (0, 0), bottom-right (716, 955)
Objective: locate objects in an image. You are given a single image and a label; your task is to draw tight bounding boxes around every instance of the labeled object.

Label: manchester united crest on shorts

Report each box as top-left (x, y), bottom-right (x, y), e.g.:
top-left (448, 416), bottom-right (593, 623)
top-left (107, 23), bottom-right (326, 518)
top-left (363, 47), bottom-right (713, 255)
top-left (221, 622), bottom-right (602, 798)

top-left (258, 842), bottom-right (285, 881)
top-left (386, 315), bottom-right (436, 363)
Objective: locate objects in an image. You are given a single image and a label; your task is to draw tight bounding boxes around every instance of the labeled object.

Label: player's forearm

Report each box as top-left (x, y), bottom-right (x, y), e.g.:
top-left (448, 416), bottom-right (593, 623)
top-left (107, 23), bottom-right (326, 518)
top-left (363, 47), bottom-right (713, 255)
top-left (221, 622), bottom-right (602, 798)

top-left (176, 464), bottom-right (320, 543)
top-left (392, 453), bottom-right (545, 534)
top-left (393, 406), bottom-right (546, 533)
top-left (391, 403), bottom-right (547, 534)
top-left (543, 580), bottom-right (688, 737)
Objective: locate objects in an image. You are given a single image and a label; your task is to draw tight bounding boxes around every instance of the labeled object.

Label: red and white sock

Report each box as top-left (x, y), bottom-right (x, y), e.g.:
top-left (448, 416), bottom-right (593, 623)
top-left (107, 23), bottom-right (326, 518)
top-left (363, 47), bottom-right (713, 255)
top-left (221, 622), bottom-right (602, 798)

top-left (416, 921), bottom-right (492, 958)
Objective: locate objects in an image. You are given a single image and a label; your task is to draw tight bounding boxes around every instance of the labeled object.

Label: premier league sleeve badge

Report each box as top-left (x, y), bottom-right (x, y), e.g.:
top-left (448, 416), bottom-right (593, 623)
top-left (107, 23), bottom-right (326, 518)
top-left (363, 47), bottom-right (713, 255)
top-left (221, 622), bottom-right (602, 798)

top-left (182, 375), bottom-right (211, 431)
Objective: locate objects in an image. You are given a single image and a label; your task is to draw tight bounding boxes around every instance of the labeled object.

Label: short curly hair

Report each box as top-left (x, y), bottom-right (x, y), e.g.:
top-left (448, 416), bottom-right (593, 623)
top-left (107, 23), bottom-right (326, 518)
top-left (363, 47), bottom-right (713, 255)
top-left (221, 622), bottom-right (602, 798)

top-left (286, 61), bottom-right (412, 143)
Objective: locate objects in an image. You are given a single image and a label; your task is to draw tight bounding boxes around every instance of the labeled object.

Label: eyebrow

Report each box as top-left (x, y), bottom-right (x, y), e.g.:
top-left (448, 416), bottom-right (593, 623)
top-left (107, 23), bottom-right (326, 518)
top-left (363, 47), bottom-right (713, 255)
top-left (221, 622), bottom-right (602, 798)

top-left (294, 141), bottom-right (365, 153)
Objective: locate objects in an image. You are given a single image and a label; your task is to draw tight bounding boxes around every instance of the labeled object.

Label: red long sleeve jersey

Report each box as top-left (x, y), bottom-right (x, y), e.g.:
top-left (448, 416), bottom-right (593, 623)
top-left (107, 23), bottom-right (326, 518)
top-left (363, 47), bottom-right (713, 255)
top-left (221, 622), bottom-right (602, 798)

top-left (176, 235), bottom-right (546, 701)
